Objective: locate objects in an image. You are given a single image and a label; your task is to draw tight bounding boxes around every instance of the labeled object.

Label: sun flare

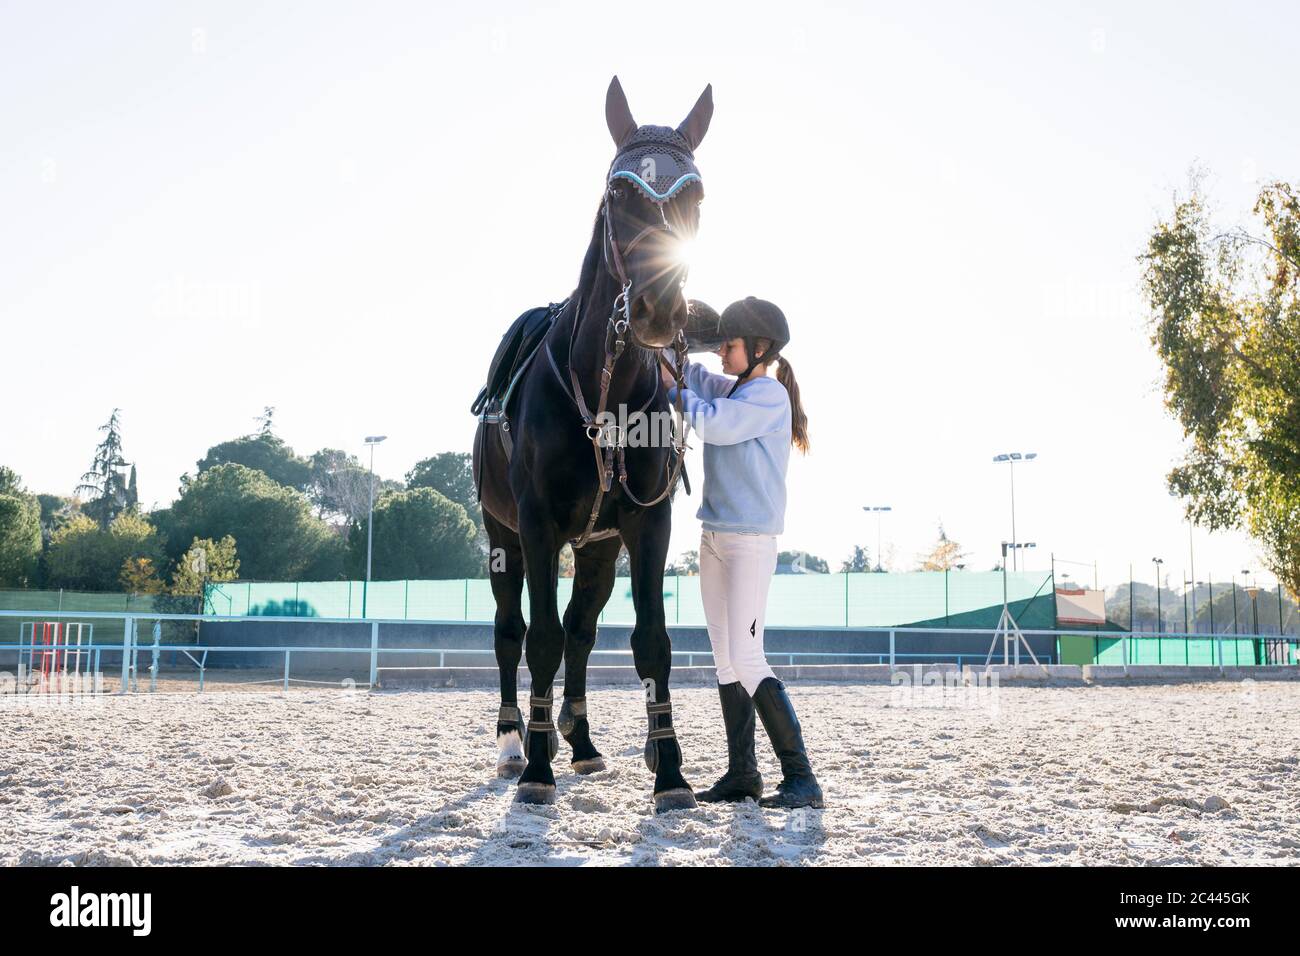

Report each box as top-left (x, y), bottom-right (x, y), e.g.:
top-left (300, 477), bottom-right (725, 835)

top-left (673, 235), bottom-right (697, 270)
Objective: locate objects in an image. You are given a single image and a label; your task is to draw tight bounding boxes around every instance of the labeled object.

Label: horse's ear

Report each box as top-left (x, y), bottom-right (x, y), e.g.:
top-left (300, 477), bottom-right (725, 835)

top-left (605, 76), bottom-right (638, 148)
top-left (677, 83), bottom-right (713, 151)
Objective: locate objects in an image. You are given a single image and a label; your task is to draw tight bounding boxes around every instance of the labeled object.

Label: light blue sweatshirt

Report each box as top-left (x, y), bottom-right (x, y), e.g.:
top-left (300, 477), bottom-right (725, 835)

top-left (667, 360), bottom-right (791, 535)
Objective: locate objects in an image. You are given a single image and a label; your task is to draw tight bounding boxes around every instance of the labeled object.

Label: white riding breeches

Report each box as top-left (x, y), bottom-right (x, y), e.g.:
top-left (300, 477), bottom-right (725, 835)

top-left (699, 530), bottom-right (778, 695)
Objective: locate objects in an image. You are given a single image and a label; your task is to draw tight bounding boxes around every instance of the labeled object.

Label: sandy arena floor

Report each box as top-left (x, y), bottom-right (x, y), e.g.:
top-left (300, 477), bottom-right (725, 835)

top-left (2, 680), bottom-right (1297, 866)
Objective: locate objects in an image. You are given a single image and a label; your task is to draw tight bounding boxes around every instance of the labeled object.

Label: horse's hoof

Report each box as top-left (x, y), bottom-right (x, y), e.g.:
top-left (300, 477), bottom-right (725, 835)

top-left (514, 782), bottom-right (557, 805)
top-left (652, 788), bottom-right (697, 814)
top-left (571, 757), bottom-right (606, 775)
top-left (497, 757), bottom-right (526, 779)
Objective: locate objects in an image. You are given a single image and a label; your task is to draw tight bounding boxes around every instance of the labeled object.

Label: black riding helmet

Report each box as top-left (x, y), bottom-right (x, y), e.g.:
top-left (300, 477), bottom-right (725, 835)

top-left (684, 297), bottom-right (790, 397)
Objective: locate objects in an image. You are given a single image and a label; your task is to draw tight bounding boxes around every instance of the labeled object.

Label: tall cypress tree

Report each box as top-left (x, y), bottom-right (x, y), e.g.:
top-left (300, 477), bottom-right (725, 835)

top-left (76, 409), bottom-right (131, 529)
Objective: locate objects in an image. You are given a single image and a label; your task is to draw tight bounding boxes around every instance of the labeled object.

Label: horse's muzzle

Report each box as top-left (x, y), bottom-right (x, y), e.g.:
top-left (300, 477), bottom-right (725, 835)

top-left (630, 294), bottom-right (687, 349)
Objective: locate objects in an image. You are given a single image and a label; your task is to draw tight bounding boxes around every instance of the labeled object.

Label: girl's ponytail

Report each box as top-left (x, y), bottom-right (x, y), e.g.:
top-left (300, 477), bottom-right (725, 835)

top-left (776, 355), bottom-right (809, 454)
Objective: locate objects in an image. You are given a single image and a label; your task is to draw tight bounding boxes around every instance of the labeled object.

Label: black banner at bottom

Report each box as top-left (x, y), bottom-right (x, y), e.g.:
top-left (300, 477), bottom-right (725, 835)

top-left (0, 865), bottom-right (1286, 942)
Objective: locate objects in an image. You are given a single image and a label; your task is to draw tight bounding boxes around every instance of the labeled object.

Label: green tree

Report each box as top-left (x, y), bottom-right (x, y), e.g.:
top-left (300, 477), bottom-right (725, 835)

top-left (45, 512), bottom-right (167, 591)
top-left (346, 487), bottom-right (480, 579)
top-left (119, 557), bottom-right (165, 594)
top-left (165, 464), bottom-right (343, 580)
top-left (169, 535), bottom-right (240, 614)
top-left (779, 550), bottom-right (830, 573)
top-left (0, 466), bottom-right (42, 587)
top-left (840, 544), bottom-right (873, 573)
top-left (666, 549), bottom-right (700, 575)
top-left (197, 433), bottom-right (312, 493)
top-left (256, 406), bottom-right (276, 435)
top-left (76, 409), bottom-right (132, 529)
top-left (561, 542), bottom-right (633, 577)
top-left (36, 494), bottom-right (80, 545)
top-left (170, 536), bottom-right (240, 596)
top-left (1105, 582), bottom-right (1180, 632)
top-left (406, 452), bottom-right (482, 529)
top-left (1142, 180), bottom-right (1300, 595)
top-left (307, 448), bottom-right (373, 523)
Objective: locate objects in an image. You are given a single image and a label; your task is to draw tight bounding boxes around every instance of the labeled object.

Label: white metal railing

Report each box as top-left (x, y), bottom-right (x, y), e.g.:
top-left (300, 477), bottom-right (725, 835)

top-left (1, 609), bottom-right (1295, 696)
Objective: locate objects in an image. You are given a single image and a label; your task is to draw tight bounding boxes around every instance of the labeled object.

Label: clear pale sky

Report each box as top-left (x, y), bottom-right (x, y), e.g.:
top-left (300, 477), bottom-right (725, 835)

top-left (2, 1), bottom-right (1294, 591)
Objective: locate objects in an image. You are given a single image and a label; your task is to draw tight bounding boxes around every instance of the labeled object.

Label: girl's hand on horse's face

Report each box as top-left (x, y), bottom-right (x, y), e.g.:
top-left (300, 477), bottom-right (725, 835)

top-left (660, 361), bottom-right (676, 390)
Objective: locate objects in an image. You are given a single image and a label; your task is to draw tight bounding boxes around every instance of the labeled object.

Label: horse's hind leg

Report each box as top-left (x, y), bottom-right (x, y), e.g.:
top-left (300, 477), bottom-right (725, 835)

top-left (484, 511), bottom-right (527, 778)
top-left (560, 535), bottom-right (622, 775)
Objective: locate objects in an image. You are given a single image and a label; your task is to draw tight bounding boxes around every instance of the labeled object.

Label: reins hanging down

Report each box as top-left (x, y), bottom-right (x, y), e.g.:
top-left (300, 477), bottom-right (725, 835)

top-left (545, 287), bottom-right (692, 550)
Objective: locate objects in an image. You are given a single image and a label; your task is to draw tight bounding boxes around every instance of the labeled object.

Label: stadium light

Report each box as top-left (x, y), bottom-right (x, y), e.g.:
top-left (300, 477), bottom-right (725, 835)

top-left (992, 451), bottom-right (1037, 570)
top-left (1005, 541), bottom-right (1037, 571)
top-left (362, 435), bottom-right (388, 619)
top-left (862, 505), bottom-right (891, 572)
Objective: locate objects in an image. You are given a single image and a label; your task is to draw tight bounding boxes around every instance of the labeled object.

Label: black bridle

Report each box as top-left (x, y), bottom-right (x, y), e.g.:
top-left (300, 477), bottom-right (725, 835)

top-left (544, 187), bottom-right (693, 548)
top-left (601, 186), bottom-right (688, 310)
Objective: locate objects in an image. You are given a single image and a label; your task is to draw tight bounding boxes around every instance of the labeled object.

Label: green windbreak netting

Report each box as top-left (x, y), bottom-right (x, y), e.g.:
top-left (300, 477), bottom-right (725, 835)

top-left (0, 590), bottom-right (202, 645)
top-left (0, 589), bottom-right (178, 615)
top-left (198, 570), bottom-right (1056, 628)
top-left (1061, 634), bottom-right (1279, 666)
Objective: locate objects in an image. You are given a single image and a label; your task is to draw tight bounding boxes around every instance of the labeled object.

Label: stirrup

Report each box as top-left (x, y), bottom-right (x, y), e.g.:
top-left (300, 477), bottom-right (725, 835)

top-left (644, 700), bottom-right (677, 772)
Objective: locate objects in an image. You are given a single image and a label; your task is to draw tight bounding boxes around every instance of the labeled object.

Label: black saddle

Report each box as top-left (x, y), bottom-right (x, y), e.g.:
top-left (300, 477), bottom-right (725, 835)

top-left (471, 301), bottom-right (566, 418)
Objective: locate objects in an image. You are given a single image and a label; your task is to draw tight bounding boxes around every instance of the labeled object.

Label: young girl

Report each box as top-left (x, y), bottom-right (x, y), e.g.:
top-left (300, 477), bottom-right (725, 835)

top-left (661, 297), bottom-right (823, 809)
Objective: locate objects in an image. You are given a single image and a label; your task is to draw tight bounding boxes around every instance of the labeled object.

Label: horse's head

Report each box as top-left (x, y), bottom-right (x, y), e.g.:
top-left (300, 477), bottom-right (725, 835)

top-left (602, 76), bottom-right (712, 349)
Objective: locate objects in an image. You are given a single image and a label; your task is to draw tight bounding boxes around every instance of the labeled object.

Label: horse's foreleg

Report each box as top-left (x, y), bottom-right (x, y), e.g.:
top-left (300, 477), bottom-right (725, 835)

top-left (622, 504), bottom-right (695, 814)
top-left (514, 504), bottom-right (565, 805)
top-left (560, 535), bottom-right (621, 774)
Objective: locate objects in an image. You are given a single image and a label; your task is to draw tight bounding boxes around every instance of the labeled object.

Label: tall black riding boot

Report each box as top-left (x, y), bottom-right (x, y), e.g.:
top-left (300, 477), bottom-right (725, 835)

top-left (752, 677), bottom-right (824, 809)
top-left (695, 682), bottom-right (763, 803)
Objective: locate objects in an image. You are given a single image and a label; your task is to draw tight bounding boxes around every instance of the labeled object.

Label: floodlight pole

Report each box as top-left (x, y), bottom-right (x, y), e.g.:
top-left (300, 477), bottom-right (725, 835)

top-left (1009, 462), bottom-right (1017, 570)
top-left (992, 452), bottom-right (1036, 571)
top-left (362, 435), bottom-right (388, 619)
top-left (1152, 558), bottom-right (1164, 635)
top-left (862, 506), bottom-right (891, 572)
top-left (1183, 575), bottom-right (1190, 634)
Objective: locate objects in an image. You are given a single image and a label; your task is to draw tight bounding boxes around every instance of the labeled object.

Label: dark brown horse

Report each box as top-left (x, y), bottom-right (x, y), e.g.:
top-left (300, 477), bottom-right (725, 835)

top-left (472, 77), bottom-right (711, 812)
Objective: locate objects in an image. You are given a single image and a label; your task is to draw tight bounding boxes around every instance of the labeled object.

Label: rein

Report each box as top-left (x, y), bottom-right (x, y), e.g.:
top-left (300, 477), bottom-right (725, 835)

top-left (544, 198), bottom-right (691, 549)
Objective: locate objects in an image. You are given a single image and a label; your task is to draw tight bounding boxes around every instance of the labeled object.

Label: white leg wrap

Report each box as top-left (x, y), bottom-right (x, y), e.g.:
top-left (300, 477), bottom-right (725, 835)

top-left (497, 729), bottom-right (524, 765)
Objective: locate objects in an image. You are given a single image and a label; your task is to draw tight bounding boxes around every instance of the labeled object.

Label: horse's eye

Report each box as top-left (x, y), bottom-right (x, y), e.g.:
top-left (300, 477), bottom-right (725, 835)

top-left (608, 184), bottom-right (626, 201)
